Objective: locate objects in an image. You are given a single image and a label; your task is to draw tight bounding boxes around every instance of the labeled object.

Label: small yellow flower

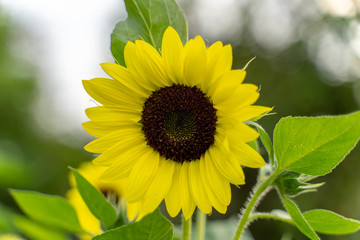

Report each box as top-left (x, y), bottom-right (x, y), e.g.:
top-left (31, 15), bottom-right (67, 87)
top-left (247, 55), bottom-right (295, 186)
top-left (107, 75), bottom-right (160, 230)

top-left (66, 162), bottom-right (139, 239)
top-left (82, 27), bottom-right (271, 220)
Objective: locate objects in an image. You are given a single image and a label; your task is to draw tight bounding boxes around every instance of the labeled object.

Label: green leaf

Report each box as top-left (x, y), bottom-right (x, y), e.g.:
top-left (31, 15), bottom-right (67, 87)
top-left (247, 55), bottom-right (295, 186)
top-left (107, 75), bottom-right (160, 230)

top-left (93, 209), bottom-right (173, 240)
top-left (247, 140), bottom-right (259, 152)
top-left (111, 0), bottom-right (187, 66)
top-left (247, 121), bottom-right (274, 164)
top-left (274, 111), bottom-right (360, 175)
top-left (70, 167), bottom-right (117, 229)
top-left (13, 215), bottom-right (67, 240)
top-left (10, 189), bottom-right (83, 233)
top-left (303, 209), bottom-right (360, 235)
top-left (281, 196), bottom-right (320, 240)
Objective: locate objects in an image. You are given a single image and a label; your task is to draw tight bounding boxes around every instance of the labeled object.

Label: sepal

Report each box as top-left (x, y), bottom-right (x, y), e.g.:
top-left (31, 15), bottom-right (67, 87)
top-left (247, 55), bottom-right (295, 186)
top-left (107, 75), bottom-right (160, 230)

top-left (273, 171), bottom-right (324, 197)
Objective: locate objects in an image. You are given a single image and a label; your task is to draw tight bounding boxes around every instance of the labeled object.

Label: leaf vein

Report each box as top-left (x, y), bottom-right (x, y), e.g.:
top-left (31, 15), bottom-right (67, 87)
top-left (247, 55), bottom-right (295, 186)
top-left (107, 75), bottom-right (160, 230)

top-left (278, 121), bottom-right (306, 165)
top-left (132, 0), bottom-right (156, 48)
top-left (283, 124), bottom-right (354, 169)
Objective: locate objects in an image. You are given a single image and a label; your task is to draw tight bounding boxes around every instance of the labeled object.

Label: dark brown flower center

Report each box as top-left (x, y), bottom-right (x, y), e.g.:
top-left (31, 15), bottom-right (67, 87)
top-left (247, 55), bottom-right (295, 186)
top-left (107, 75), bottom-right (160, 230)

top-left (141, 84), bottom-right (217, 162)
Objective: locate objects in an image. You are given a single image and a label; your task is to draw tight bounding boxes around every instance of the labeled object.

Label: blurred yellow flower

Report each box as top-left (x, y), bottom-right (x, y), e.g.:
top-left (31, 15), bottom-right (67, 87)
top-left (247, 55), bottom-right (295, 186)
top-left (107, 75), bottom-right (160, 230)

top-left (66, 162), bottom-right (140, 239)
top-left (83, 27), bottom-right (271, 220)
top-left (0, 234), bottom-right (24, 240)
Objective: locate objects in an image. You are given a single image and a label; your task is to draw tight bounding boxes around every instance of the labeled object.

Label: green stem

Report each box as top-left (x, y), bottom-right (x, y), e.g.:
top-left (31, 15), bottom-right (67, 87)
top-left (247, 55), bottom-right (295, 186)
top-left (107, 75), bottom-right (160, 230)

top-left (233, 170), bottom-right (280, 240)
top-left (182, 214), bottom-right (192, 240)
top-left (196, 209), bottom-right (206, 240)
top-left (249, 212), bottom-right (295, 226)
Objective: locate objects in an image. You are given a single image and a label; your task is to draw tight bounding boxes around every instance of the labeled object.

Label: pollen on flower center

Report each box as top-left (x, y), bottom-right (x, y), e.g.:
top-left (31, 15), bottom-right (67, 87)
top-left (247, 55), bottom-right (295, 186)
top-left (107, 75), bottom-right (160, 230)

top-left (164, 110), bottom-right (196, 141)
top-left (141, 84), bottom-right (217, 162)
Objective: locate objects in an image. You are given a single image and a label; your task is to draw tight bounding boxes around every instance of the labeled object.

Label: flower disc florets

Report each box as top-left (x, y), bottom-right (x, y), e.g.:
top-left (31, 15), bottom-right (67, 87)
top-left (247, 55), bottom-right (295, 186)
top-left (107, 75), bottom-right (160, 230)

top-left (141, 84), bottom-right (217, 162)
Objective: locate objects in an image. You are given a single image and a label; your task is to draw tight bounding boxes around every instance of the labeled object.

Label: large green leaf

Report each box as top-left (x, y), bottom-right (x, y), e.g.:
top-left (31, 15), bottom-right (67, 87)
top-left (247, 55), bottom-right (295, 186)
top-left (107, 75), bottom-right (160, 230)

top-left (14, 215), bottom-right (67, 240)
top-left (111, 0), bottom-right (187, 66)
top-left (10, 189), bottom-right (83, 233)
top-left (274, 111), bottom-right (360, 175)
top-left (70, 168), bottom-right (117, 229)
top-left (93, 209), bottom-right (173, 240)
top-left (304, 209), bottom-right (360, 235)
top-left (282, 196), bottom-right (320, 240)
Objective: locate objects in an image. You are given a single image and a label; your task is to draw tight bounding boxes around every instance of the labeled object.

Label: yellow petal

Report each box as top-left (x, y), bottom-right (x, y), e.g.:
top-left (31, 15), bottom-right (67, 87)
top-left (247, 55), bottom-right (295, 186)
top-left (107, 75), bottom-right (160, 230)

top-left (204, 151), bottom-right (231, 206)
top-left (82, 121), bottom-right (138, 138)
top-left (99, 143), bottom-right (149, 181)
top-left (182, 36), bottom-right (207, 86)
top-left (82, 78), bottom-right (142, 108)
top-left (180, 162), bottom-right (196, 220)
top-left (208, 42), bottom-right (232, 79)
top-left (124, 41), bottom-right (158, 92)
top-left (199, 156), bottom-right (227, 213)
top-left (123, 42), bottom-right (155, 90)
top-left (188, 160), bottom-right (212, 214)
top-left (209, 70), bottom-right (247, 103)
top-left (233, 106), bottom-right (272, 122)
top-left (134, 40), bottom-right (172, 87)
top-left (85, 106), bottom-right (140, 121)
top-left (84, 125), bottom-right (141, 153)
top-left (142, 159), bottom-right (175, 215)
top-left (161, 26), bottom-right (184, 84)
top-left (93, 136), bottom-right (146, 166)
top-left (165, 163), bottom-right (182, 217)
top-left (233, 142), bottom-right (266, 168)
top-left (208, 142), bottom-right (245, 185)
top-left (126, 148), bottom-right (160, 202)
top-left (101, 62), bottom-right (150, 98)
top-left (126, 200), bottom-right (142, 221)
top-left (220, 122), bottom-right (260, 143)
top-left (215, 84), bottom-right (259, 116)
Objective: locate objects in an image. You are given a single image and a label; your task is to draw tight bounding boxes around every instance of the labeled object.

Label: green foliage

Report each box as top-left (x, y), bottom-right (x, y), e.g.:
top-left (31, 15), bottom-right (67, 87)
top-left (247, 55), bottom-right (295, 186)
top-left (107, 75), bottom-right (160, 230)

top-left (9, 189), bottom-right (83, 233)
top-left (274, 112), bottom-right (360, 175)
top-left (303, 209), bottom-right (360, 235)
top-left (274, 171), bottom-right (324, 197)
top-left (247, 121), bottom-right (274, 164)
top-left (70, 167), bottom-right (118, 229)
top-left (267, 112), bottom-right (360, 239)
top-left (0, 150), bottom-right (30, 188)
top-left (13, 215), bottom-right (67, 240)
top-left (111, 0), bottom-right (187, 66)
top-left (281, 196), bottom-right (320, 240)
top-left (0, 203), bottom-right (14, 232)
top-left (93, 209), bottom-right (173, 240)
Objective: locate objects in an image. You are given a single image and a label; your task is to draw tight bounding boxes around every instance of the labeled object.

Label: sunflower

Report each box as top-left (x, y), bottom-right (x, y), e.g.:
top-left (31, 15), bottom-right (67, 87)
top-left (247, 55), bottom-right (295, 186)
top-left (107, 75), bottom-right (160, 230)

top-left (82, 27), bottom-right (271, 220)
top-left (66, 162), bottom-right (140, 239)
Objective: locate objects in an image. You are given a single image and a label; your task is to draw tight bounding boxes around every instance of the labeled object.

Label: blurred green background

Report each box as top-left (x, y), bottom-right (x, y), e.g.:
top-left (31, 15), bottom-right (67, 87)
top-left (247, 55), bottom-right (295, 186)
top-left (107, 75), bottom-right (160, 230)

top-left (0, 0), bottom-right (360, 239)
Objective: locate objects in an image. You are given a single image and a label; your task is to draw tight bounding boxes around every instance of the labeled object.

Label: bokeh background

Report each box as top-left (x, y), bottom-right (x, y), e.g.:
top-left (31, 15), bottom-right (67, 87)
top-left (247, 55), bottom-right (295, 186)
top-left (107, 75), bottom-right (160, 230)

top-left (0, 0), bottom-right (360, 239)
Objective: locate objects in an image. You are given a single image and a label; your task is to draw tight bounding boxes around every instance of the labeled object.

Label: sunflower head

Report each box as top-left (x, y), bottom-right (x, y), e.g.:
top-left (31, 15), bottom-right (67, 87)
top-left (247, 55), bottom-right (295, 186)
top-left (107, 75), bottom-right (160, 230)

top-left (82, 27), bottom-right (271, 220)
